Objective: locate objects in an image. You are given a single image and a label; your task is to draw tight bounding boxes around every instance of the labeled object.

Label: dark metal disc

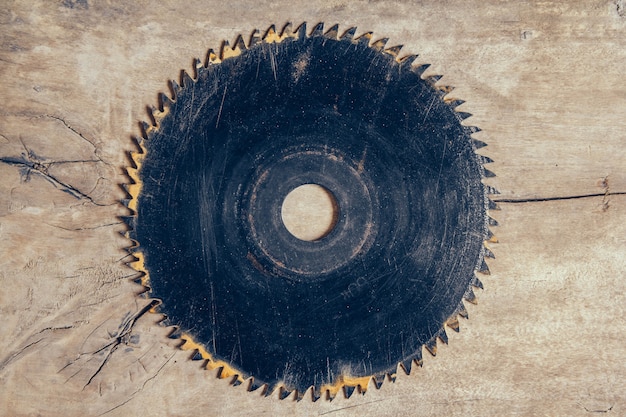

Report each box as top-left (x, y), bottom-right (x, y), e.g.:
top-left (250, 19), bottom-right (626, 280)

top-left (129, 24), bottom-right (489, 397)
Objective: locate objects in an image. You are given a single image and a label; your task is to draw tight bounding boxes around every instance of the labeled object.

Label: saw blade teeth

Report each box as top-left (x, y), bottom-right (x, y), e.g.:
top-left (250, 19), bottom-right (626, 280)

top-left (400, 359), bottom-right (413, 375)
top-left (398, 53), bottom-right (417, 67)
top-left (324, 23), bottom-right (339, 39)
top-left (355, 31), bottom-right (373, 45)
top-left (234, 34), bottom-right (247, 51)
top-left (478, 258), bottom-right (491, 275)
top-left (139, 121), bottom-right (151, 139)
top-left (457, 301), bottom-right (469, 319)
top-left (193, 57), bottom-right (202, 77)
top-left (220, 39), bottom-right (243, 60)
top-left (293, 22), bottom-right (308, 39)
top-left (484, 245), bottom-right (496, 259)
top-left (371, 37), bottom-right (389, 51)
top-left (262, 24), bottom-right (282, 43)
top-left (190, 349), bottom-right (203, 361)
top-left (278, 386), bottom-right (291, 400)
top-left (471, 276), bottom-right (484, 289)
top-left (486, 185), bottom-right (500, 195)
top-left (447, 98), bottom-right (466, 107)
top-left (369, 376), bottom-right (384, 390)
top-left (488, 198), bottom-right (500, 211)
top-left (472, 138), bottom-right (487, 149)
top-left (486, 228), bottom-right (498, 243)
top-left (204, 48), bottom-right (221, 66)
top-left (425, 338), bottom-right (438, 356)
top-left (446, 315), bottom-right (460, 332)
top-left (158, 91), bottom-right (174, 112)
top-left (343, 385), bottom-right (356, 399)
top-left (488, 216), bottom-right (499, 226)
top-left (438, 329), bottom-right (449, 345)
top-left (309, 22), bottom-right (324, 37)
top-left (179, 69), bottom-right (194, 88)
top-left (168, 79), bottom-right (181, 101)
top-left (455, 111), bottom-right (473, 121)
top-left (383, 44), bottom-right (402, 58)
top-left (248, 29), bottom-right (262, 47)
top-left (478, 154), bottom-right (494, 164)
top-left (340, 26), bottom-right (357, 40)
top-left (483, 168), bottom-right (496, 178)
top-left (464, 288), bottom-right (478, 304)
top-left (414, 63), bottom-right (430, 77)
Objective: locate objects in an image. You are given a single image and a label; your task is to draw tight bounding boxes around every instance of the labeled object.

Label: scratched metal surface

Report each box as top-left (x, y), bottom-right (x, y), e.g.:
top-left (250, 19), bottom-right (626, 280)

top-left (1, 1), bottom-right (625, 416)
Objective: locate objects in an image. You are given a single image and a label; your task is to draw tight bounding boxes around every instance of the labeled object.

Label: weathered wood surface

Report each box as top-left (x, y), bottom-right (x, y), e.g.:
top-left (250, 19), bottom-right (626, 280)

top-left (1, 1), bottom-right (624, 416)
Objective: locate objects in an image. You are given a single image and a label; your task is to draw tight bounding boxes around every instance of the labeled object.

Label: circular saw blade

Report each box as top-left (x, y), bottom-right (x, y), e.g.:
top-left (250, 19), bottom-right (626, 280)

top-left (125, 22), bottom-right (495, 400)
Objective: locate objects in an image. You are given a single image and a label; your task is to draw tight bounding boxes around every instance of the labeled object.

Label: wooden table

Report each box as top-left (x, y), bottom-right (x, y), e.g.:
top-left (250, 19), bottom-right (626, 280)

top-left (1, 1), bottom-right (624, 415)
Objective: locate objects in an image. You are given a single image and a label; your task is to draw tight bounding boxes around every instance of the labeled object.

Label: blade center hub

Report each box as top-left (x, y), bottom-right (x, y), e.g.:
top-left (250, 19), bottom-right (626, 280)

top-left (280, 184), bottom-right (339, 241)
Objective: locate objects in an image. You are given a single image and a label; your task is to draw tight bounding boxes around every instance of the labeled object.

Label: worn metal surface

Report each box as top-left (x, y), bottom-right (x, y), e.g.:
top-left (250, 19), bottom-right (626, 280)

top-left (1, 1), bottom-right (625, 416)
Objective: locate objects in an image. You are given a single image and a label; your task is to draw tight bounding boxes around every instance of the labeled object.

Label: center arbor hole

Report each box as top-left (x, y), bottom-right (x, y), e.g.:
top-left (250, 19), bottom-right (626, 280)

top-left (281, 184), bottom-right (339, 241)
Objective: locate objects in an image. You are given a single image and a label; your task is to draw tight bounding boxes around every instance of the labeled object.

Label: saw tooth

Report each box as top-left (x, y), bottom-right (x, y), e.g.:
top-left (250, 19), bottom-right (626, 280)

top-left (472, 138), bottom-right (487, 149)
top-left (398, 54), bottom-right (417, 67)
top-left (484, 245), bottom-right (496, 259)
top-left (425, 338), bottom-right (438, 356)
top-left (309, 22), bottom-right (324, 37)
top-left (324, 24), bottom-right (339, 39)
top-left (383, 44), bottom-right (402, 58)
top-left (221, 35), bottom-right (247, 60)
top-left (446, 98), bottom-right (466, 107)
top-left (355, 31), bottom-right (373, 45)
top-left (139, 121), bottom-right (151, 139)
top-left (488, 216), bottom-right (499, 226)
top-left (438, 329), bottom-right (449, 345)
top-left (119, 215), bottom-right (134, 229)
top-left (233, 34), bottom-right (247, 51)
top-left (280, 22), bottom-right (305, 41)
top-left (400, 359), bottom-right (413, 375)
top-left (193, 58), bottom-right (202, 78)
top-left (263, 24), bottom-right (281, 43)
top-left (414, 63), bottom-right (430, 77)
top-left (486, 228), bottom-right (498, 243)
top-left (190, 349), bottom-right (203, 361)
top-left (145, 105), bottom-right (157, 126)
top-left (488, 198), bottom-right (500, 211)
top-left (343, 385), bottom-right (356, 399)
top-left (478, 154), bottom-right (494, 164)
top-left (478, 258), bottom-right (491, 275)
top-left (446, 315), bottom-right (460, 332)
top-left (231, 375), bottom-right (243, 387)
top-left (371, 37), bottom-right (388, 51)
top-left (293, 22), bottom-right (308, 39)
top-left (464, 288), bottom-right (478, 304)
top-left (457, 301), bottom-right (469, 319)
top-left (483, 168), bottom-right (496, 178)
top-left (158, 91), bottom-right (174, 112)
top-left (340, 26), bottom-right (357, 40)
top-left (168, 79), bottom-right (181, 101)
top-left (204, 48), bottom-right (220, 66)
top-left (303, 386), bottom-right (319, 402)
top-left (472, 276), bottom-right (484, 289)
top-left (428, 74), bottom-right (443, 83)
top-left (369, 376), bottom-right (383, 390)
top-left (486, 185), bottom-right (500, 195)
top-left (455, 111), bottom-right (473, 121)
top-left (278, 386), bottom-right (291, 400)
top-left (249, 29), bottom-right (262, 47)
top-left (179, 69), bottom-right (194, 88)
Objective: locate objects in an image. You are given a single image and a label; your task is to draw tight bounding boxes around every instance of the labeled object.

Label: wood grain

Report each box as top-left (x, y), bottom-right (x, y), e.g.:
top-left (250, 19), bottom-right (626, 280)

top-left (1, 1), bottom-right (624, 415)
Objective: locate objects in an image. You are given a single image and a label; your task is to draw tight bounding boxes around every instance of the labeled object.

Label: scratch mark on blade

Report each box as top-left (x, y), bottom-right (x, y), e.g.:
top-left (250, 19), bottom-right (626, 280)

top-left (215, 85), bottom-right (228, 128)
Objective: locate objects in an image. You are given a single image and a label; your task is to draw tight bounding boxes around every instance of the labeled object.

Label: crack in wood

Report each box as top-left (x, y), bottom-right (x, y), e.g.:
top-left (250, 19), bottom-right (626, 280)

top-left (0, 154), bottom-right (110, 206)
top-left (493, 191), bottom-right (626, 204)
top-left (79, 300), bottom-right (159, 390)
